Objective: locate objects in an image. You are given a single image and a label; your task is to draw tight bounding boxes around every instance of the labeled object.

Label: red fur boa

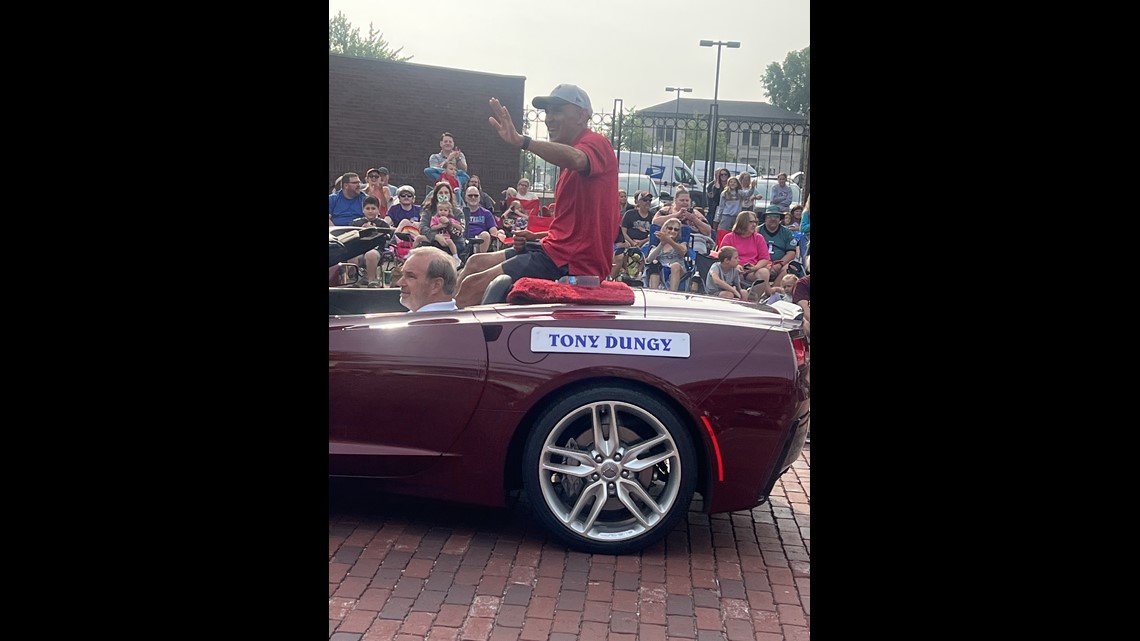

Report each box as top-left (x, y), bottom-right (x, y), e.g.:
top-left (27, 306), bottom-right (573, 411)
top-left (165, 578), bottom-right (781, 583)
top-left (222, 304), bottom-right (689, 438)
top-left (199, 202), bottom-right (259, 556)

top-left (507, 278), bottom-right (636, 305)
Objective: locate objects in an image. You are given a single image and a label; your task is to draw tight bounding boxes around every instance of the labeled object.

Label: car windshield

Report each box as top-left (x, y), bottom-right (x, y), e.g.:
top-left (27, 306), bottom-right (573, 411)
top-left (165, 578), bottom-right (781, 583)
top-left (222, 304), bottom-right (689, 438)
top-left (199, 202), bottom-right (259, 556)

top-left (674, 166), bottom-right (696, 185)
top-left (618, 174), bottom-right (657, 196)
top-left (753, 179), bottom-right (802, 204)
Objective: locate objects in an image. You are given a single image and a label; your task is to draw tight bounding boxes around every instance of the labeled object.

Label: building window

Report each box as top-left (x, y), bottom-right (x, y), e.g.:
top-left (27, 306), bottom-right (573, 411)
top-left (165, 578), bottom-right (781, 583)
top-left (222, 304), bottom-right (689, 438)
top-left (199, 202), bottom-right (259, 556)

top-left (742, 131), bottom-right (762, 146)
top-left (656, 127), bottom-right (674, 143)
top-left (769, 132), bottom-right (791, 148)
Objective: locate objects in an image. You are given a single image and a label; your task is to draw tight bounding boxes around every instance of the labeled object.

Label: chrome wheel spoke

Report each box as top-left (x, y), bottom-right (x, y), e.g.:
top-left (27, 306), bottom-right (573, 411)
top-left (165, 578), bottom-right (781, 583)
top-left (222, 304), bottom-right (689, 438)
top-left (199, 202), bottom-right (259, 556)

top-left (545, 445), bottom-right (597, 469)
top-left (615, 481), bottom-right (657, 526)
top-left (622, 433), bottom-right (669, 461)
top-left (623, 449), bottom-right (675, 472)
top-left (564, 482), bottom-right (606, 527)
top-left (622, 436), bottom-right (676, 472)
top-left (542, 461), bottom-right (594, 477)
top-left (592, 402), bottom-right (620, 458)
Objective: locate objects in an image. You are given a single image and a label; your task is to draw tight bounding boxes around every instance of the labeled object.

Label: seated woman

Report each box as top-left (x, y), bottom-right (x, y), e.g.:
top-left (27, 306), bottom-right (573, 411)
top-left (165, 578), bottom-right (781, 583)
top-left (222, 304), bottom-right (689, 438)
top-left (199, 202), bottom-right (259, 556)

top-left (416, 181), bottom-right (467, 263)
top-left (716, 211), bottom-right (772, 301)
top-left (501, 177), bottom-right (542, 217)
top-left (645, 220), bottom-right (688, 291)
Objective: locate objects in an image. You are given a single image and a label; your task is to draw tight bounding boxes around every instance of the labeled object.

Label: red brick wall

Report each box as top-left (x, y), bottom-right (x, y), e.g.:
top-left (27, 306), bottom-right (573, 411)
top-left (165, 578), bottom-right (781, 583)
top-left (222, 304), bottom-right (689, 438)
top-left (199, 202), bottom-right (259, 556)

top-left (329, 54), bottom-right (525, 205)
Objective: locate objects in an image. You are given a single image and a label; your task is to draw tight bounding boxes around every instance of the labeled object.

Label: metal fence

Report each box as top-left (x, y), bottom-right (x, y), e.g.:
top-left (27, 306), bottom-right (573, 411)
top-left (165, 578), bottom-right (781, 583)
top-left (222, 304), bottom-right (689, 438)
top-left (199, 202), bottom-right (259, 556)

top-left (518, 99), bottom-right (809, 201)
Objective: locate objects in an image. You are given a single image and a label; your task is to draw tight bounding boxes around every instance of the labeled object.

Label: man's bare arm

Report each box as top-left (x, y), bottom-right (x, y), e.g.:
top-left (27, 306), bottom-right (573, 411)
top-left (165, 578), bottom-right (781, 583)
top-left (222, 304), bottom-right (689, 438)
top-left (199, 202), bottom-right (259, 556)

top-left (488, 97), bottom-right (589, 173)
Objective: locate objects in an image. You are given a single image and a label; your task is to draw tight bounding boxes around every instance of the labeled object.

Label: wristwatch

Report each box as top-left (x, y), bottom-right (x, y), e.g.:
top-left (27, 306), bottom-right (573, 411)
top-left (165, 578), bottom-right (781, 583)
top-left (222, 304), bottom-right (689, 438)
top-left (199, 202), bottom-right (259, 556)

top-left (521, 135), bottom-right (531, 150)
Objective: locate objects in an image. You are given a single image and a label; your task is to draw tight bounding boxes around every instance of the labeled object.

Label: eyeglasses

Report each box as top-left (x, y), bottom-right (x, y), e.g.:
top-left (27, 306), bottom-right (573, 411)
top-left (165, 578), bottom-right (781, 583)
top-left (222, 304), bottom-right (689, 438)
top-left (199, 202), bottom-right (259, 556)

top-left (665, 227), bottom-right (681, 232)
top-left (367, 174), bottom-right (380, 179)
top-left (398, 193), bottom-right (414, 198)
top-left (466, 194), bottom-right (480, 198)
top-left (640, 196), bottom-right (652, 202)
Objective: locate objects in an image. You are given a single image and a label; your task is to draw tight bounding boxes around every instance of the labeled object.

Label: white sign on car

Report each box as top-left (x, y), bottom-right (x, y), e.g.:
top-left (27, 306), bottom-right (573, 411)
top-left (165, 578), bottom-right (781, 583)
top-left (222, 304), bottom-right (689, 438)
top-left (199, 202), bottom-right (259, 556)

top-left (531, 327), bottom-right (691, 358)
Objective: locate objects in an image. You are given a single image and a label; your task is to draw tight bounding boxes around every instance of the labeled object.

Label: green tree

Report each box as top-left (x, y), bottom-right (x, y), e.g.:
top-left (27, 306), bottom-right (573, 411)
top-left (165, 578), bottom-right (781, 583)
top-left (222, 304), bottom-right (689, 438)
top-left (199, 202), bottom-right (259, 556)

top-left (596, 108), bottom-right (652, 152)
top-left (329, 11), bottom-right (411, 61)
top-left (679, 116), bottom-right (731, 165)
top-left (761, 46), bottom-right (809, 116)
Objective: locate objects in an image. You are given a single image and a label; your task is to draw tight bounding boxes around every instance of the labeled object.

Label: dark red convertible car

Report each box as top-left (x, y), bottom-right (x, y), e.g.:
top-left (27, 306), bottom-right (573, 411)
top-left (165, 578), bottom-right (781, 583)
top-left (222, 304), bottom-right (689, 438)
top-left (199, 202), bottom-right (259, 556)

top-left (329, 281), bottom-right (810, 554)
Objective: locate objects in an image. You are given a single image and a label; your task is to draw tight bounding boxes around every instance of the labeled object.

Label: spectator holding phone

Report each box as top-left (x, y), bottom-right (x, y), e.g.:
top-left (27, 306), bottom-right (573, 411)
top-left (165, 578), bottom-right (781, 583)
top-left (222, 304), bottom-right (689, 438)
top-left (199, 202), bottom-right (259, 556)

top-left (653, 187), bottom-right (712, 255)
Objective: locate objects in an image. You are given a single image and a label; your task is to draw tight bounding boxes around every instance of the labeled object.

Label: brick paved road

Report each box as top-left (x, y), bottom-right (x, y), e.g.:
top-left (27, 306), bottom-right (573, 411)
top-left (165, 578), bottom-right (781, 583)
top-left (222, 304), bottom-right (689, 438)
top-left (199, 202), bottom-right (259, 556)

top-left (329, 445), bottom-right (809, 641)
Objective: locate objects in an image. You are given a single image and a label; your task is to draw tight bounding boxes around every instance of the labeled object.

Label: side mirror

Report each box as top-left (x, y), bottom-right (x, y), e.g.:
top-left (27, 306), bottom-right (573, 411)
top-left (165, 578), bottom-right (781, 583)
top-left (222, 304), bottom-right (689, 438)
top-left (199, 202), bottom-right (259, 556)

top-left (660, 193), bottom-right (674, 203)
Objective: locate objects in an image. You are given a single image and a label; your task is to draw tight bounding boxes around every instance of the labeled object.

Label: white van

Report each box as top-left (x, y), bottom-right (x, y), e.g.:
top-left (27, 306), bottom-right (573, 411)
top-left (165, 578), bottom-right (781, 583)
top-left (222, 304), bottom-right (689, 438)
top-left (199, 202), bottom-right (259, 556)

top-left (616, 151), bottom-right (700, 198)
top-left (691, 160), bottom-right (758, 183)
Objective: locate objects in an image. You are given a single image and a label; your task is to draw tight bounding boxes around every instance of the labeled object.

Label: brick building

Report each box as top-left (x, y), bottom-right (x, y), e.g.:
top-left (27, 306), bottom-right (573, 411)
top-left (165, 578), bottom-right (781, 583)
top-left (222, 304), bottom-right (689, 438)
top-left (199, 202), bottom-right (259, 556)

top-left (329, 54), bottom-right (526, 205)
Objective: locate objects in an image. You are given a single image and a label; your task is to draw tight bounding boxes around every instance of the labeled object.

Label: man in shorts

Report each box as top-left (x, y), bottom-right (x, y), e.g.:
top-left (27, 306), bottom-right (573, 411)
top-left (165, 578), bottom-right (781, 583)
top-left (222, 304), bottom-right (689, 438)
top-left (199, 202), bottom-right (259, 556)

top-left (454, 84), bottom-right (618, 307)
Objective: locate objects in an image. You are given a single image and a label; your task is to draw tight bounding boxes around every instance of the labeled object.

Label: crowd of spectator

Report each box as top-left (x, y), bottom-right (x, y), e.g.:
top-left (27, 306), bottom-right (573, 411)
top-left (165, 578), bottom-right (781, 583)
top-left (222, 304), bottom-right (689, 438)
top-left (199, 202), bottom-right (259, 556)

top-left (328, 128), bottom-right (808, 316)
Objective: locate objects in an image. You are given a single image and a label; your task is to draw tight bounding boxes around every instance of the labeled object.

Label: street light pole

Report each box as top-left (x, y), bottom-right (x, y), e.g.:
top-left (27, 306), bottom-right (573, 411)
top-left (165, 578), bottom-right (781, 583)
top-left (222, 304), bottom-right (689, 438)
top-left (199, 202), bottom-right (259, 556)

top-left (664, 86), bottom-right (691, 162)
top-left (699, 39), bottom-right (740, 184)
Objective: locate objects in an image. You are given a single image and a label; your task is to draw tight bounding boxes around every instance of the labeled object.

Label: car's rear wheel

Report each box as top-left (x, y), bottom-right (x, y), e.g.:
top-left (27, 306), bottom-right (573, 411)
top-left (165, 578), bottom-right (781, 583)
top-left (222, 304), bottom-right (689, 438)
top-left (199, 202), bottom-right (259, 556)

top-left (522, 385), bottom-right (697, 554)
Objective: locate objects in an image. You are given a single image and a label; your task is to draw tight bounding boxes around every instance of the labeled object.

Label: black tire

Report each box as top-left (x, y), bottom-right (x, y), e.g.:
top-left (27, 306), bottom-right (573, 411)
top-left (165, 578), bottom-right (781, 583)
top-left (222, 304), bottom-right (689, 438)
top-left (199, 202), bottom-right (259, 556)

top-left (521, 385), bottom-right (697, 554)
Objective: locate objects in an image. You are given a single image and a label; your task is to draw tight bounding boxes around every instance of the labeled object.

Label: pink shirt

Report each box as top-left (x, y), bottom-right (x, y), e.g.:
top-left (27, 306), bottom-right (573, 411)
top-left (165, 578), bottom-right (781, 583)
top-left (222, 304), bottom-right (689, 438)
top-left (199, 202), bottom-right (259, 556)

top-left (718, 232), bottom-right (771, 266)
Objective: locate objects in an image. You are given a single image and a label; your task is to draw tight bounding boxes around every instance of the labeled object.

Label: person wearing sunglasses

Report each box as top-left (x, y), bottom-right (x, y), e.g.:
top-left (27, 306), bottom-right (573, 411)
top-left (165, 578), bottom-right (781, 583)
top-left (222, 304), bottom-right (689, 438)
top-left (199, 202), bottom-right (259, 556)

top-left (384, 185), bottom-right (422, 229)
top-left (652, 188), bottom-right (712, 256)
top-left (462, 186), bottom-right (500, 254)
top-left (610, 190), bottom-right (655, 280)
top-left (718, 211), bottom-right (773, 301)
top-left (363, 167), bottom-right (396, 208)
top-left (645, 221), bottom-right (688, 292)
top-left (756, 205), bottom-right (800, 285)
top-left (466, 175), bottom-right (498, 215)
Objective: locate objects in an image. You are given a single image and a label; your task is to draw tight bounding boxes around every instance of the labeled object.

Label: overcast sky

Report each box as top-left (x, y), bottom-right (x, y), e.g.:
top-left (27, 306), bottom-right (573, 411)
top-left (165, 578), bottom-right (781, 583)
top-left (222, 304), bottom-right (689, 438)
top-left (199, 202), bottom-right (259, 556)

top-left (329, 0), bottom-right (809, 115)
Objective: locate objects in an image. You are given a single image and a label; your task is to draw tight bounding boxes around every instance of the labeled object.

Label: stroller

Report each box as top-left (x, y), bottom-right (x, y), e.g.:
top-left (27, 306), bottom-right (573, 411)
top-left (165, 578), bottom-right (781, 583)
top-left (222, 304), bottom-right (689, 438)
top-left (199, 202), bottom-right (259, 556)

top-left (376, 219), bottom-right (421, 284)
top-left (615, 248), bottom-right (645, 287)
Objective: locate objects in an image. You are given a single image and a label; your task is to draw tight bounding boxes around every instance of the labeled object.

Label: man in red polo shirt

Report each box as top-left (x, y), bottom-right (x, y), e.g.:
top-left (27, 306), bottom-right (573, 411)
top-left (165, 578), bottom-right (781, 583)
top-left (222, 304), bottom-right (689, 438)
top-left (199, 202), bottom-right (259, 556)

top-left (454, 84), bottom-right (619, 307)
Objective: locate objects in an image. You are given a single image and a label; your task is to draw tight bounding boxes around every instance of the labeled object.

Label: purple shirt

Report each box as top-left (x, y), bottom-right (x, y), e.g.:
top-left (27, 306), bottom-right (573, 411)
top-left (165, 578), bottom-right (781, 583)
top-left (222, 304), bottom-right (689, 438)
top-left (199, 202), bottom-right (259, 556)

top-left (387, 203), bottom-right (421, 228)
top-left (464, 206), bottom-right (495, 237)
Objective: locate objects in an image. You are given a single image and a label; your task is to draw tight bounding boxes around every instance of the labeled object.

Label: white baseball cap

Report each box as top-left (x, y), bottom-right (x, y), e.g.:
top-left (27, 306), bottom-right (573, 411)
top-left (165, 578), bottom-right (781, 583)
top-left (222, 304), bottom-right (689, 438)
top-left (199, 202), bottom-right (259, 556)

top-left (532, 84), bottom-right (592, 115)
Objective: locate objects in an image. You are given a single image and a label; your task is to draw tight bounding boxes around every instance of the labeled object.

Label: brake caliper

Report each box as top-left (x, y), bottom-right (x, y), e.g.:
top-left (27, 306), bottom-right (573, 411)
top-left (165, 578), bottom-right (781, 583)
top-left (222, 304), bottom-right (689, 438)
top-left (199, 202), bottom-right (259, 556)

top-left (559, 437), bottom-right (584, 498)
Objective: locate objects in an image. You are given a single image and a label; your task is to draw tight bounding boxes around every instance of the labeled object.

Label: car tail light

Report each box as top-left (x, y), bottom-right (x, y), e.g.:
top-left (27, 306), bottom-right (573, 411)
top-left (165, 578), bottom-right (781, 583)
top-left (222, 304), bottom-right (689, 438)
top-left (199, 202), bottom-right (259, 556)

top-left (699, 416), bottom-right (725, 481)
top-left (792, 337), bottom-right (807, 367)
